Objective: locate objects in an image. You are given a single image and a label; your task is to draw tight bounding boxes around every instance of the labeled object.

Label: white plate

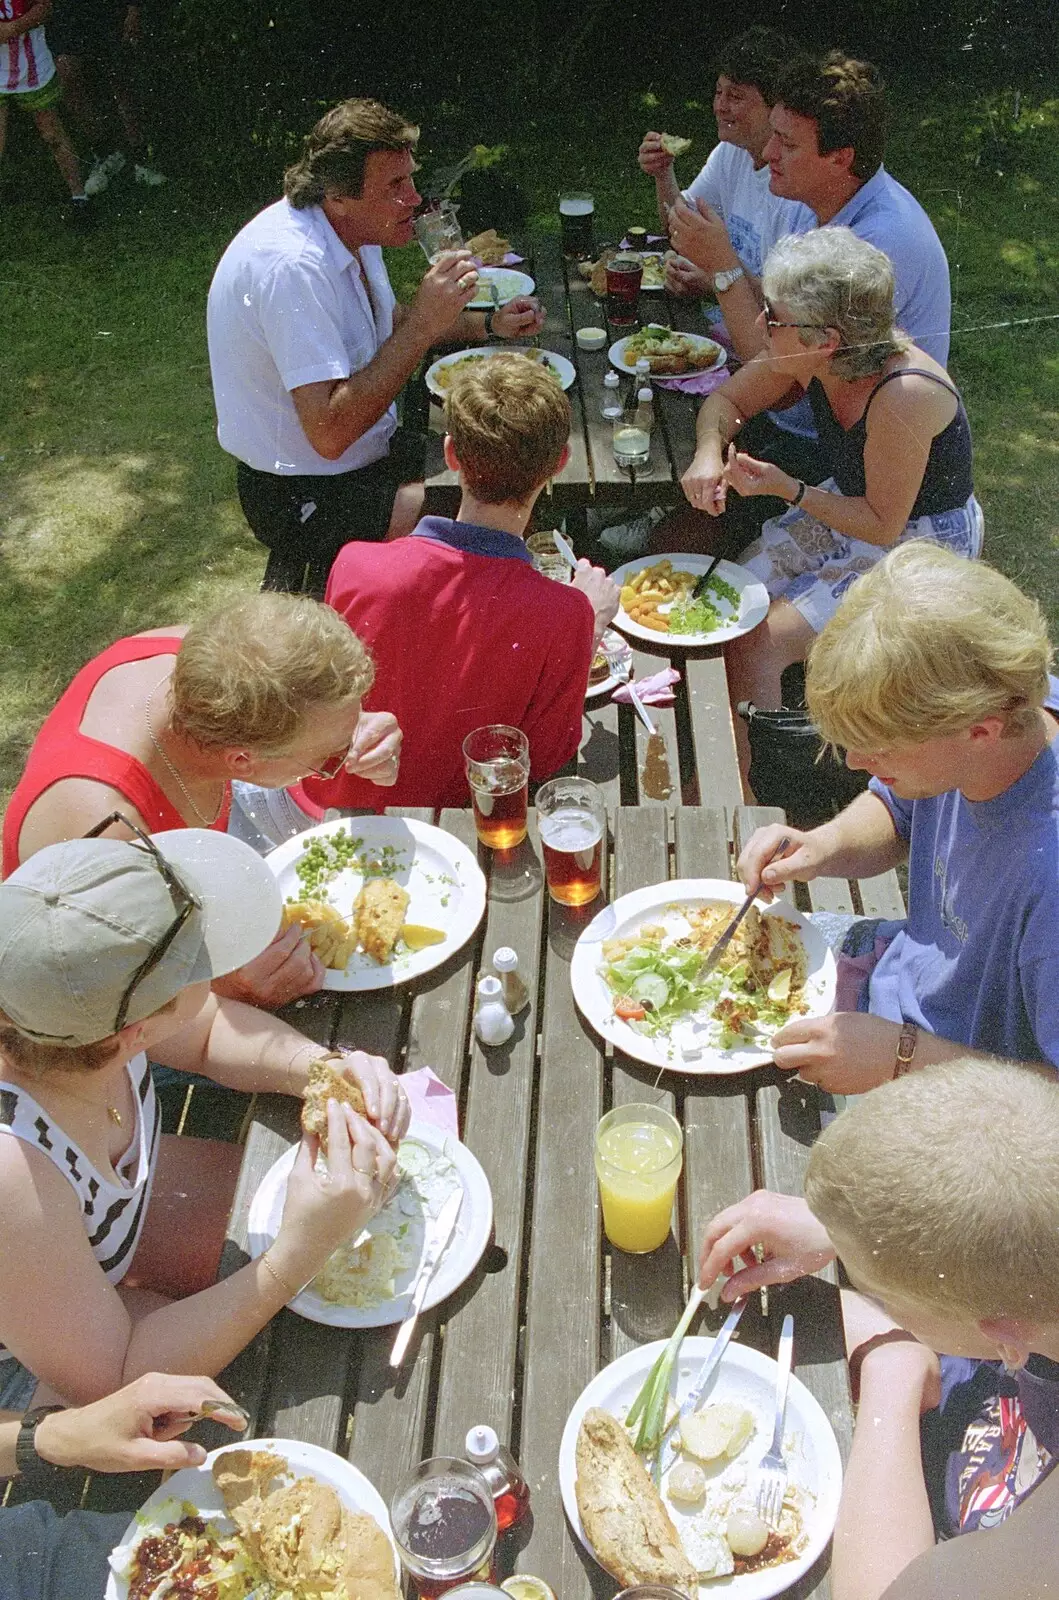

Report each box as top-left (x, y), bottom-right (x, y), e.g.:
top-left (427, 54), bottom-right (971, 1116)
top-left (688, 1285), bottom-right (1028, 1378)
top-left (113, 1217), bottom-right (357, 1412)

top-left (247, 1120), bottom-right (493, 1327)
top-left (570, 878), bottom-right (837, 1074)
top-left (426, 346), bottom-right (576, 399)
top-left (466, 266), bottom-right (536, 308)
top-left (609, 329), bottom-right (726, 377)
top-left (266, 817), bottom-right (485, 991)
top-left (585, 627), bottom-right (634, 701)
top-left (559, 1338), bottom-right (843, 1600)
top-left (106, 1436), bottom-right (399, 1600)
top-left (638, 252), bottom-right (668, 290)
top-left (610, 554), bottom-right (769, 648)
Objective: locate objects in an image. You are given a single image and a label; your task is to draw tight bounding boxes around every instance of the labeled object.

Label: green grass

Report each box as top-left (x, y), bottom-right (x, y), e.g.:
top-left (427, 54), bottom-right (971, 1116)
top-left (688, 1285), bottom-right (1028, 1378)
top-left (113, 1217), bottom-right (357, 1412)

top-left (2, 79), bottom-right (1057, 801)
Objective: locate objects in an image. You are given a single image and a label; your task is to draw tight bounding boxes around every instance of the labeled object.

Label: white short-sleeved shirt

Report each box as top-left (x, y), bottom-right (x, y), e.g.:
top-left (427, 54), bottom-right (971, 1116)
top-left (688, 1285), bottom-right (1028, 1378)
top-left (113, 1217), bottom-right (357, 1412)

top-left (206, 199), bottom-right (398, 476)
top-left (683, 142), bottom-right (802, 279)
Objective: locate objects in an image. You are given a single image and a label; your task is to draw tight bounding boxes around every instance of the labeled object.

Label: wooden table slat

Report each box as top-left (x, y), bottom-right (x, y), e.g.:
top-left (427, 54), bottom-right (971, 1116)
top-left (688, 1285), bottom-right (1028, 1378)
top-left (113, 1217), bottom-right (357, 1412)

top-left (625, 647), bottom-right (684, 806)
top-left (684, 653), bottom-right (743, 812)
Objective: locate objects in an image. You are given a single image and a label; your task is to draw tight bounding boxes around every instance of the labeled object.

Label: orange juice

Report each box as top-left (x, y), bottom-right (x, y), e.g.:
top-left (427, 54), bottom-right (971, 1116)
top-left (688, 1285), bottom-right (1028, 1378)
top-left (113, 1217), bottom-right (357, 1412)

top-left (595, 1109), bottom-right (682, 1253)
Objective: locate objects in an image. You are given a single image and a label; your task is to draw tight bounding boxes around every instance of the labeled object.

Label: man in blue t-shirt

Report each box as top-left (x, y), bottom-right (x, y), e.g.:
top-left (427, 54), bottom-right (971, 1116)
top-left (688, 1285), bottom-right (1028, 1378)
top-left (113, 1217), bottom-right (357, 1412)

top-left (738, 542), bottom-right (1059, 1090)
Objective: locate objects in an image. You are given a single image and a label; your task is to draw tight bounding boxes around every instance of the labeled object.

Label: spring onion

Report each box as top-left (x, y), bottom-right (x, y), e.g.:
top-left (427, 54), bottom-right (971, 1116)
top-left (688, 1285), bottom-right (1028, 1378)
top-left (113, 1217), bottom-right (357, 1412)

top-left (624, 1287), bottom-right (703, 1457)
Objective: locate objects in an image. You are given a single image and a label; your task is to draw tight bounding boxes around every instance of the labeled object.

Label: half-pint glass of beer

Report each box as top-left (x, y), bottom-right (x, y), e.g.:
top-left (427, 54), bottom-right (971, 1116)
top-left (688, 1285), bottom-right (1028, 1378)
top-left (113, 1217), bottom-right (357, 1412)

top-left (559, 192), bottom-right (594, 259)
top-left (535, 776), bottom-right (606, 905)
top-left (463, 726), bottom-right (530, 849)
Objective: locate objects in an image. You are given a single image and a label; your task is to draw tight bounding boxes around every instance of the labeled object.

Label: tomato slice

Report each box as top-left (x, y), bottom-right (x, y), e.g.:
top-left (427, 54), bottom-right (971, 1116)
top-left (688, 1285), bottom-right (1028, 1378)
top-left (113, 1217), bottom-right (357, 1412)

top-left (614, 997), bottom-right (647, 1021)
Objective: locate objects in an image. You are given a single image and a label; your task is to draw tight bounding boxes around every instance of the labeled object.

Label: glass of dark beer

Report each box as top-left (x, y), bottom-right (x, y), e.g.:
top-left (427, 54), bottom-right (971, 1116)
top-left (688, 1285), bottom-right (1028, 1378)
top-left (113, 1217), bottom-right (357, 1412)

top-left (559, 192), bottom-right (595, 259)
top-left (390, 1457), bottom-right (498, 1599)
top-left (535, 776), bottom-right (606, 906)
top-left (463, 725), bottom-right (530, 850)
top-left (605, 253), bottom-right (644, 329)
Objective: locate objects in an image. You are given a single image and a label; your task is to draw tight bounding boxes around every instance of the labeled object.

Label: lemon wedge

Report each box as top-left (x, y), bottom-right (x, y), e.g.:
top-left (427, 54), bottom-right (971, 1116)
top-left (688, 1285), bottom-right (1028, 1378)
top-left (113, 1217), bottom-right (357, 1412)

top-left (400, 924), bottom-right (447, 951)
top-left (767, 967), bottom-right (793, 1003)
top-left (502, 1578), bottom-right (556, 1600)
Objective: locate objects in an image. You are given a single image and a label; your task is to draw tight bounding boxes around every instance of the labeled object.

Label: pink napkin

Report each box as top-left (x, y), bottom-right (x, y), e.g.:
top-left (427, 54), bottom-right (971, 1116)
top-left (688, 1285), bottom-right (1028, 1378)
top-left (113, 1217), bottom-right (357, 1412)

top-left (650, 365), bottom-right (729, 396)
top-left (613, 667), bottom-right (681, 706)
top-left (401, 1066), bottom-right (459, 1136)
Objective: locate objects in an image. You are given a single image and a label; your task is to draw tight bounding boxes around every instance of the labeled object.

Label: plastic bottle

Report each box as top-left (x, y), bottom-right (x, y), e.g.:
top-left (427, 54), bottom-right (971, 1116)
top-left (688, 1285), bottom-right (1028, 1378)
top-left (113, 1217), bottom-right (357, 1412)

top-left (492, 948), bottom-right (530, 1014)
top-left (600, 370), bottom-right (622, 422)
top-left (634, 356), bottom-right (651, 387)
top-left (632, 384), bottom-right (655, 436)
top-left (473, 976), bottom-right (514, 1046)
top-left (465, 1425), bottom-right (531, 1531)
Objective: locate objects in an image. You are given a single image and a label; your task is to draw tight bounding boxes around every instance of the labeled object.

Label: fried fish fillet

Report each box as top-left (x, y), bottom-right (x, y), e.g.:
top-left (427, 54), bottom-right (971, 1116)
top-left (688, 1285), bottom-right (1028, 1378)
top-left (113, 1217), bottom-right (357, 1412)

top-left (352, 877), bottom-right (410, 965)
top-left (301, 1053), bottom-right (367, 1151)
top-left (575, 1407), bottom-right (698, 1593)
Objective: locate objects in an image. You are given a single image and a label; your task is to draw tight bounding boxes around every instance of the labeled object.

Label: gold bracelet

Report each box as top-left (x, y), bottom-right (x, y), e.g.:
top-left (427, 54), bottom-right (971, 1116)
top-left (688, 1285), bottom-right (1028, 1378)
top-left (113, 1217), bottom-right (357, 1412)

top-left (285, 1039), bottom-right (329, 1097)
top-left (260, 1249), bottom-right (300, 1300)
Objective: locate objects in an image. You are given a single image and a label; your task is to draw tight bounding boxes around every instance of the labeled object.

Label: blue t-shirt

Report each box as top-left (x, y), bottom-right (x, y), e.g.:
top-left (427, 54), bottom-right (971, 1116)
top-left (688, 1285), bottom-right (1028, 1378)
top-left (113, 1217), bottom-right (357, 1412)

top-left (866, 681), bottom-right (1059, 1066)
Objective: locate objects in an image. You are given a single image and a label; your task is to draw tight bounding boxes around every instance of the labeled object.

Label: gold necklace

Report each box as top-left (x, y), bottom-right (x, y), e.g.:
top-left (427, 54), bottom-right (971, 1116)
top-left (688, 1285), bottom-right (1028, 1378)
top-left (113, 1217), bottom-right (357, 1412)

top-left (144, 679), bottom-right (228, 826)
top-left (47, 1078), bottom-right (125, 1127)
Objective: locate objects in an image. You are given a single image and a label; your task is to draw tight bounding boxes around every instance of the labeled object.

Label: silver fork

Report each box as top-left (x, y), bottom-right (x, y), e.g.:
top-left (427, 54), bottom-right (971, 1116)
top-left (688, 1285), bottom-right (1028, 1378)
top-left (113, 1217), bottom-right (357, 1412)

top-left (756, 1313), bottom-right (794, 1528)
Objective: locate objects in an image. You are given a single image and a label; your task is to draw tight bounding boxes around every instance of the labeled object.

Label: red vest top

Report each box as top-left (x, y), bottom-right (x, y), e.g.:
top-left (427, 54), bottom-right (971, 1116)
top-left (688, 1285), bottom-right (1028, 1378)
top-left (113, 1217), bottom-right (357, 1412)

top-left (2, 634), bottom-right (231, 878)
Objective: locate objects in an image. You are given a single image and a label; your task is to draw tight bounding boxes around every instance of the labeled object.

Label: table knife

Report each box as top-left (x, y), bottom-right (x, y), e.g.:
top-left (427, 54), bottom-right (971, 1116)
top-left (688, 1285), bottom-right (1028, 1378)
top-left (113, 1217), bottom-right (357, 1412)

top-left (658, 1297), bottom-right (747, 1474)
top-left (691, 553), bottom-right (723, 600)
top-left (389, 1188), bottom-right (463, 1367)
top-left (553, 528), bottom-right (578, 572)
top-left (696, 835), bottom-right (791, 983)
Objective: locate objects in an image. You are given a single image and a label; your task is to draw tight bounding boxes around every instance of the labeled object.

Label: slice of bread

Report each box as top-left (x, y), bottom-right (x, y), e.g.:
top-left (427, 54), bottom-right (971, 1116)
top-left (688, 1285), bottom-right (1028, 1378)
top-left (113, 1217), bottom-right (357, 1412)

top-left (660, 133), bottom-right (691, 157)
top-left (575, 1407), bottom-right (698, 1593)
top-left (301, 1053), bottom-right (367, 1152)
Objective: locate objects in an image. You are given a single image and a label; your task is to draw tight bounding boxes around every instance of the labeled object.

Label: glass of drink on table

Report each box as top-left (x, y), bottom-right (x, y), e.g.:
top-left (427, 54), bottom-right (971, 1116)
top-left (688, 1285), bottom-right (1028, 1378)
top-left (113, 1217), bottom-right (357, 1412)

top-left (535, 776), bottom-right (606, 906)
top-left (391, 1457), bottom-right (498, 1599)
top-left (463, 725), bottom-right (530, 849)
top-left (594, 1103), bottom-right (683, 1253)
top-left (605, 252), bottom-right (643, 328)
top-left (525, 529), bottom-right (571, 583)
top-left (559, 191), bottom-right (594, 259)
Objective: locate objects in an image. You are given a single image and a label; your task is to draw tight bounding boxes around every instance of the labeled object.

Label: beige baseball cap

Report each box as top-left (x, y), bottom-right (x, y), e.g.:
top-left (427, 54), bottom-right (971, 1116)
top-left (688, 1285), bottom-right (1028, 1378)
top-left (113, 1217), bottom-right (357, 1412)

top-left (0, 829), bottom-right (283, 1046)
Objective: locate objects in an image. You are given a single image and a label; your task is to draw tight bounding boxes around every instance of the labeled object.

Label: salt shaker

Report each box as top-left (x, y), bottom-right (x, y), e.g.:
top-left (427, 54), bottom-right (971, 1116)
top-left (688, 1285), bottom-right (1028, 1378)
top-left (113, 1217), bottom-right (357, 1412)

top-left (492, 947), bottom-right (529, 1014)
top-left (473, 975), bottom-right (514, 1045)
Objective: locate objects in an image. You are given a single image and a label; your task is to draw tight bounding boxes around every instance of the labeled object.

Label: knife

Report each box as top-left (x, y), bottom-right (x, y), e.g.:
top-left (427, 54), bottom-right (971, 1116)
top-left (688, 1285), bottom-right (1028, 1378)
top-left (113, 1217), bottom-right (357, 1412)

top-left (658, 1297), bottom-right (747, 1474)
top-left (552, 528), bottom-right (579, 572)
top-left (696, 835), bottom-right (791, 983)
top-left (691, 552), bottom-right (724, 601)
top-left (389, 1188), bottom-right (463, 1367)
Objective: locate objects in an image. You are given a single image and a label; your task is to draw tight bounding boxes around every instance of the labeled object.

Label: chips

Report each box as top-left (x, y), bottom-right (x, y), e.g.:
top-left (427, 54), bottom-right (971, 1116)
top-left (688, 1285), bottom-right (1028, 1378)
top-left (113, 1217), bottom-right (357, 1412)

top-left (281, 900), bottom-right (359, 971)
top-left (619, 560), bottom-right (698, 632)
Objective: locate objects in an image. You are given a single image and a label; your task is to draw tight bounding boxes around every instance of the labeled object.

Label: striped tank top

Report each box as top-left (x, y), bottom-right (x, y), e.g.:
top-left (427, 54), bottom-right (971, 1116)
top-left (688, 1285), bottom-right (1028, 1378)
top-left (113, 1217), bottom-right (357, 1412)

top-left (0, 1051), bottom-right (160, 1287)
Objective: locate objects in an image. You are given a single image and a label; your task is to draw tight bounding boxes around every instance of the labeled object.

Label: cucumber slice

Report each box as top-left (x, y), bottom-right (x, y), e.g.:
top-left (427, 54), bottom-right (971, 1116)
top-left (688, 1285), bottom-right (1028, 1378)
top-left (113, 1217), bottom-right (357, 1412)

top-left (630, 971), bottom-right (670, 1011)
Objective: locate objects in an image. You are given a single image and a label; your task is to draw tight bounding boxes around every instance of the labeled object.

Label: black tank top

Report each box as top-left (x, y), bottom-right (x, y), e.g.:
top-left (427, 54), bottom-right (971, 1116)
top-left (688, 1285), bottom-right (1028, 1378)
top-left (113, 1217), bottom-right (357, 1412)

top-left (807, 368), bottom-right (974, 519)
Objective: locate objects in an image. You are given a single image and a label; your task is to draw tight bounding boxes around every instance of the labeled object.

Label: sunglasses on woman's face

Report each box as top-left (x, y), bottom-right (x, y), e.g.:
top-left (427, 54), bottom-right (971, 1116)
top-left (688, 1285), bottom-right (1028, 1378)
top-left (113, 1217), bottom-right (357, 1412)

top-left (83, 812), bottom-right (200, 1033)
top-left (762, 296), bottom-right (826, 332)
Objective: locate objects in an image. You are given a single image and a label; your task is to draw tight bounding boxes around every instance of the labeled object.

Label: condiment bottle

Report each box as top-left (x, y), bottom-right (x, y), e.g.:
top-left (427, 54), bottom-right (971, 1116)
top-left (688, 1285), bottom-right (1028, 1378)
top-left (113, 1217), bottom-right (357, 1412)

top-left (473, 976), bottom-right (514, 1046)
top-left (634, 356), bottom-right (651, 386)
top-left (492, 947), bottom-right (530, 1014)
top-left (633, 385), bottom-right (655, 436)
top-left (465, 1425), bottom-right (531, 1531)
top-left (600, 370), bottom-right (622, 421)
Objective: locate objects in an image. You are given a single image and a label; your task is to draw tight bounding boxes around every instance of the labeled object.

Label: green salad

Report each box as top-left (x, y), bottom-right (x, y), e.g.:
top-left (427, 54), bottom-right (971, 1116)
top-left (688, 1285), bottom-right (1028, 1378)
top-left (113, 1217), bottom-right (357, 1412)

top-left (667, 572), bottom-right (742, 636)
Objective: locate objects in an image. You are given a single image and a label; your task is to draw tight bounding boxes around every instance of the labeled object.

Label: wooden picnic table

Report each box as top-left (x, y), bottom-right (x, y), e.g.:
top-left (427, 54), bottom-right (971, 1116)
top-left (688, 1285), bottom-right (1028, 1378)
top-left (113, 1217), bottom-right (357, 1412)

top-left (420, 231), bottom-right (709, 529)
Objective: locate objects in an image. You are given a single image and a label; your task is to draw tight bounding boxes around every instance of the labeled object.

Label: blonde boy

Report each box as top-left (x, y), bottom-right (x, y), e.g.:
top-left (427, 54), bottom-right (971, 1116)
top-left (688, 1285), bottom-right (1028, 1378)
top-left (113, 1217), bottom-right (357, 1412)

top-left (736, 544), bottom-right (1059, 1090)
top-left (698, 1058), bottom-right (1059, 1600)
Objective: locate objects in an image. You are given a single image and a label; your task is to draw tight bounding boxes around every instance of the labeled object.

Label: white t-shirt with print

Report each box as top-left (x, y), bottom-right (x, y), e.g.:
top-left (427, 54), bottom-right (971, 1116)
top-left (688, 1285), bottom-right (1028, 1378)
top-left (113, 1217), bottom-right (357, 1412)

top-left (683, 142), bottom-right (802, 278)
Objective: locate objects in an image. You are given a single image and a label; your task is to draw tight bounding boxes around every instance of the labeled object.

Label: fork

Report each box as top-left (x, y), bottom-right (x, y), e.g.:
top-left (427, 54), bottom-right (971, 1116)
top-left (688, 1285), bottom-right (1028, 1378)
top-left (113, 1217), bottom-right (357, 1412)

top-left (756, 1313), bottom-right (794, 1528)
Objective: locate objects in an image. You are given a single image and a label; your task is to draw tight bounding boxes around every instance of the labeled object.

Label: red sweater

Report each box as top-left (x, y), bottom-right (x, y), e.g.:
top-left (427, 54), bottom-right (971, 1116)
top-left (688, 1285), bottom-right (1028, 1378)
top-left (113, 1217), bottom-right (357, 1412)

top-left (300, 518), bottom-right (594, 813)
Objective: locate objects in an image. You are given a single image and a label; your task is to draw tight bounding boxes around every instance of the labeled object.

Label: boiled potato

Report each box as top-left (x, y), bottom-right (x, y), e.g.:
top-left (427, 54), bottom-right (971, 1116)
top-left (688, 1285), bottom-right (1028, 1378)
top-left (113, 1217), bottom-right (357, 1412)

top-left (679, 1402), bottom-right (755, 1462)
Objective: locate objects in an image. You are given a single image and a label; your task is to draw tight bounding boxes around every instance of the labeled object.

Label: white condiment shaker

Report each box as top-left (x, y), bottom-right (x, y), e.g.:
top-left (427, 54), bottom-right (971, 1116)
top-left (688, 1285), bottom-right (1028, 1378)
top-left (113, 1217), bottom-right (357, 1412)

top-left (473, 975), bottom-right (515, 1045)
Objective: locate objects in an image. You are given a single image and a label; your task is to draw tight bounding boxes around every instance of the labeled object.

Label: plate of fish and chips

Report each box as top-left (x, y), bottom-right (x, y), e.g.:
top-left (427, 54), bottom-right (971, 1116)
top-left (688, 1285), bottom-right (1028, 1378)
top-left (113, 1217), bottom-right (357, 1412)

top-left (107, 1438), bottom-right (400, 1600)
top-left (425, 346), bottom-right (576, 399)
top-left (247, 1119), bottom-right (493, 1328)
top-left (266, 818), bottom-right (486, 991)
top-left (609, 555), bottom-right (769, 648)
top-left (610, 326), bottom-right (726, 378)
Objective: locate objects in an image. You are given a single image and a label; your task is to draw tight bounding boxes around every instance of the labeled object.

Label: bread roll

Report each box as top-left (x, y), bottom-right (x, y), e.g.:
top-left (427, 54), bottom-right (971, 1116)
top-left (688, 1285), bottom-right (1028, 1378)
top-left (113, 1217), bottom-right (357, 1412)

top-left (575, 1407), bottom-right (697, 1593)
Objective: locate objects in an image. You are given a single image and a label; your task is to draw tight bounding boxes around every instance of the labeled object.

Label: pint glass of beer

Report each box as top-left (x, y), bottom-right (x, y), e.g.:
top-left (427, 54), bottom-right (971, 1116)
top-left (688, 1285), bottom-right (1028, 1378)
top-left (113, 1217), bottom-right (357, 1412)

top-left (463, 726), bottom-right (530, 849)
top-left (559, 192), bottom-right (594, 259)
top-left (535, 776), bottom-right (606, 905)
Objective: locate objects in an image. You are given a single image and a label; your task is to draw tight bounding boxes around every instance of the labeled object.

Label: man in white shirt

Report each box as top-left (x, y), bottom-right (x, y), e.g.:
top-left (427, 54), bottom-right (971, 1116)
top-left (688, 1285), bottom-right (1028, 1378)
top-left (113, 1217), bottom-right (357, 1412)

top-left (207, 97), bottom-right (542, 596)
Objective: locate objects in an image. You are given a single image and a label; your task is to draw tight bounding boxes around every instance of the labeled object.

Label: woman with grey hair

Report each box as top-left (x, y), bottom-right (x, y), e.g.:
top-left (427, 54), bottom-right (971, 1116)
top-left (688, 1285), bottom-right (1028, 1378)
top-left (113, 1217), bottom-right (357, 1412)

top-left (681, 225), bottom-right (982, 793)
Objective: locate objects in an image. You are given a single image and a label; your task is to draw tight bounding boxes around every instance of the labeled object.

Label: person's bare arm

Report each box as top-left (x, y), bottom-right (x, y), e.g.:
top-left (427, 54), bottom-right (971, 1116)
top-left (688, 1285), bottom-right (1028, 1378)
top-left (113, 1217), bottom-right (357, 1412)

top-left (667, 197), bottom-right (767, 362)
top-left (0, 0), bottom-right (50, 42)
top-left (16, 779), bottom-right (155, 865)
top-left (736, 794), bottom-right (908, 898)
top-left (831, 1341), bottom-right (939, 1600)
top-left (681, 361), bottom-right (797, 513)
top-left (723, 374), bottom-right (953, 547)
top-left (0, 1101), bottom-right (394, 1402)
top-left (291, 251), bottom-right (481, 460)
top-left (637, 132), bottom-right (682, 228)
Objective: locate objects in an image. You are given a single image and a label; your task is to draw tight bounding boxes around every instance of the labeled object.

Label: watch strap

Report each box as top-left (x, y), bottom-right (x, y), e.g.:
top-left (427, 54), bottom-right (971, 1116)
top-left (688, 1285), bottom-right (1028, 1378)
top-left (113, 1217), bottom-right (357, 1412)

top-left (712, 265), bottom-right (745, 294)
top-left (15, 1404), bottom-right (66, 1478)
top-left (483, 308), bottom-right (496, 338)
top-left (894, 1020), bottom-right (919, 1077)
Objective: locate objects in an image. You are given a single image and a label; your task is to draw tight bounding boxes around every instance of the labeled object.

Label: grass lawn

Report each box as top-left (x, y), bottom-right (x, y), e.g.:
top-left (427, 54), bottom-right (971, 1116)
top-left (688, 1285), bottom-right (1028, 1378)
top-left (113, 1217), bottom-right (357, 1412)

top-left (2, 78), bottom-right (1057, 804)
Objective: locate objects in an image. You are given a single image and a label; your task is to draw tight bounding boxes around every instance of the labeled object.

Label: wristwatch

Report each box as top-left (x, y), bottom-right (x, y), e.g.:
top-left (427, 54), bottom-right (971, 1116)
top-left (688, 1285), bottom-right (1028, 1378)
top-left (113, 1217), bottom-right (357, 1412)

top-left (712, 265), bottom-right (745, 294)
top-left (15, 1405), bottom-right (66, 1479)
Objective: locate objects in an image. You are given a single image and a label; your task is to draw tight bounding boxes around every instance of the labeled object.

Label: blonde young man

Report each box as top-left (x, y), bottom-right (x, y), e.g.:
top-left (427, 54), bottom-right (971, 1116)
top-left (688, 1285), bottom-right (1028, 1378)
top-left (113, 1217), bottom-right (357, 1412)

top-left (300, 356), bottom-right (619, 814)
top-left (698, 1059), bottom-right (1059, 1600)
top-left (738, 543), bottom-right (1059, 1090)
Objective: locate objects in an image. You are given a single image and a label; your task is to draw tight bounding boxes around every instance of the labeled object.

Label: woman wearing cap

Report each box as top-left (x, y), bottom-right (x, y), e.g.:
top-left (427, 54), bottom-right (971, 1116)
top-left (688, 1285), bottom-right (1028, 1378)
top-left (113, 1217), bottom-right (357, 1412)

top-left (679, 227), bottom-right (983, 794)
top-left (0, 826), bottom-right (410, 1408)
top-left (2, 592), bottom-right (403, 1008)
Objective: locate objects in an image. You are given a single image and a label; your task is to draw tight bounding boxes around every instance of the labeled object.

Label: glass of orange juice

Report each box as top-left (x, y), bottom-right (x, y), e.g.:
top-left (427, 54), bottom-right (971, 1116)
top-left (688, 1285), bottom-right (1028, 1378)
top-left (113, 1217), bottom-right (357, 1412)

top-left (594, 1104), bottom-right (683, 1253)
